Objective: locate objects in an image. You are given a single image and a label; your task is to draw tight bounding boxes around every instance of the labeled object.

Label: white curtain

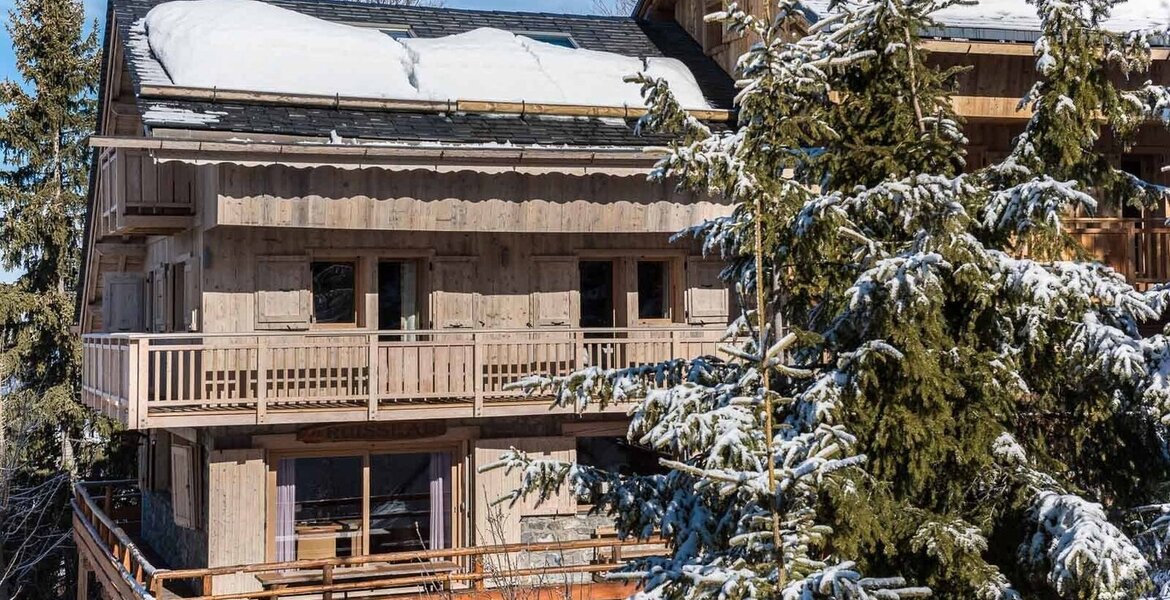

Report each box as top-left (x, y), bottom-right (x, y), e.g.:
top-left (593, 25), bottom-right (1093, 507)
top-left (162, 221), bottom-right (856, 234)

top-left (429, 453), bottom-right (451, 550)
top-left (276, 459), bottom-right (296, 561)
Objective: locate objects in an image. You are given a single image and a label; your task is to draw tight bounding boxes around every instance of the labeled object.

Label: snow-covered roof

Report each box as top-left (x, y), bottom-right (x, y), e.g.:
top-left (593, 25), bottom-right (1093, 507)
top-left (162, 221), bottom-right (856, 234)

top-left (801, 0), bottom-right (1170, 40)
top-left (139, 0), bottom-right (713, 109)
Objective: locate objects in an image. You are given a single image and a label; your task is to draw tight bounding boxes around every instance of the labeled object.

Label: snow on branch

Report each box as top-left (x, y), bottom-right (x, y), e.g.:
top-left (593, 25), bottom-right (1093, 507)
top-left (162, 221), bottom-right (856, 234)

top-left (1021, 492), bottom-right (1151, 598)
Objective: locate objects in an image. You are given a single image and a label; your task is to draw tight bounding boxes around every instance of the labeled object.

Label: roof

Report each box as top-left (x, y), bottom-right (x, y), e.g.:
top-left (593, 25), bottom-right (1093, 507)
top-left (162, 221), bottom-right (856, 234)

top-left (636, 0), bottom-right (1168, 45)
top-left (107, 0), bottom-right (736, 147)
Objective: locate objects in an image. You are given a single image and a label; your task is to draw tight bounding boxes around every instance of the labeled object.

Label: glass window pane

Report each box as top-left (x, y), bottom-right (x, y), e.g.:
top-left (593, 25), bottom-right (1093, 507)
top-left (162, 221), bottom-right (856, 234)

top-left (276, 456), bottom-right (363, 560)
top-left (381, 28), bottom-right (413, 39)
top-left (369, 453), bottom-right (451, 553)
top-left (519, 33), bottom-right (577, 48)
top-left (637, 261), bottom-right (670, 320)
top-left (311, 261), bottom-right (356, 324)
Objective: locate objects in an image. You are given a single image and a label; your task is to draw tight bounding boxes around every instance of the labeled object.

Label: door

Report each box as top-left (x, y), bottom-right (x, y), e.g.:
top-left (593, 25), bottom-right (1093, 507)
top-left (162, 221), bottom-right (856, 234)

top-left (579, 261), bottom-right (618, 368)
top-left (378, 261), bottom-right (419, 334)
top-left (578, 261), bottom-right (614, 328)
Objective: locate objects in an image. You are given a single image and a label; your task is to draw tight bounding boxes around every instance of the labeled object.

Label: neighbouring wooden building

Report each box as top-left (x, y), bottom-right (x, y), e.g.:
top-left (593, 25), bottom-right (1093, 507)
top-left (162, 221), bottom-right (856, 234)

top-left (74, 1), bottom-right (1168, 600)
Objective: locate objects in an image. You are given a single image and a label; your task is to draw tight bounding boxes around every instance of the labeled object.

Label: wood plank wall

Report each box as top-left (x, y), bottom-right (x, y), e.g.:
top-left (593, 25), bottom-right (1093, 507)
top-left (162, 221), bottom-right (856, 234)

top-left (199, 227), bottom-right (725, 334)
top-left (214, 165), bottom-right (732, 234)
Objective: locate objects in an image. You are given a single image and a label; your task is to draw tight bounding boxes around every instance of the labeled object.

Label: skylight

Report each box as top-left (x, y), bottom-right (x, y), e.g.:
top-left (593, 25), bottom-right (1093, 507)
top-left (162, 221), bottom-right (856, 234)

top-left (516, 32), bottom-right (578, 49)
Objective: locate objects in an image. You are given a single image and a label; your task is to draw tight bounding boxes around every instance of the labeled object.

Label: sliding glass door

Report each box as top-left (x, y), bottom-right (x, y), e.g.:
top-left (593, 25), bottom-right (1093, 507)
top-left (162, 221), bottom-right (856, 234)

top-left (274, 451), bottom-right (453, 562)
top-left (275, 455), bottom-right (364, 561)
top-left (369, 452), bottom-right (451, 553)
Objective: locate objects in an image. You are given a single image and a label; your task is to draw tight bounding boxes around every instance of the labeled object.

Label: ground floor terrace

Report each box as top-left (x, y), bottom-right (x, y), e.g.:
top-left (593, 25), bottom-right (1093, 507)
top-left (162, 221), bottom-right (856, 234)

top-left (74, 419), bottom-right (664, 600)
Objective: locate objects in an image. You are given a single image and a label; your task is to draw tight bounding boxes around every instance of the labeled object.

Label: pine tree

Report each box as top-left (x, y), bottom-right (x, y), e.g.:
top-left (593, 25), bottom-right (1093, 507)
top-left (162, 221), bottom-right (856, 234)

top-left (0, 1), bottom-right (124, 598)
top-left (496, 0), bottom-right (1170, 598)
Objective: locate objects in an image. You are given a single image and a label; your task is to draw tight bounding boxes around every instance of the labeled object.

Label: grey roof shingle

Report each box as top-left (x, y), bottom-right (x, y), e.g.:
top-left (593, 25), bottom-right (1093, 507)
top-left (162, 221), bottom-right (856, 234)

top-left (108, 0), bottom-right (736, 147)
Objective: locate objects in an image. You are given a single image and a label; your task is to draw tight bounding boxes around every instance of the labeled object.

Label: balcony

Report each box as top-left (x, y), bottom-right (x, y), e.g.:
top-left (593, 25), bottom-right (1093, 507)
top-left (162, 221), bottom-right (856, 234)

top-left (73, 480), bottom-right (657, 600)
top-left (1068, 217), bottom-right (1170, 290)
top-left (81, 326), bottom-right (725, 429)
top-left (92, 148), bottom-right (196, 239)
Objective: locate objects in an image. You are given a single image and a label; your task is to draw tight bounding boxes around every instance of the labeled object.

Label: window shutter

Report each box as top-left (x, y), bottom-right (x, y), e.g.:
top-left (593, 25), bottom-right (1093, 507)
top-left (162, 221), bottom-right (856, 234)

top-left (531, 257), bottom-right (577, 327)
top-left (152, 431), bottom-right (172, 493)
top-left (255, 256), bottom-right (311, 330)
top-left (182, 260), bottom-right (197, 331)
top-left (686, 259), bottom-right (730, 325)
top-left (102, 273), bottom-right (146, 333)
top-left (150, 267), bottom-right (168, 333)
top-left (430, 258), bottom-right (478, 329)
top-left (171, 444), bottom-right (196, 529)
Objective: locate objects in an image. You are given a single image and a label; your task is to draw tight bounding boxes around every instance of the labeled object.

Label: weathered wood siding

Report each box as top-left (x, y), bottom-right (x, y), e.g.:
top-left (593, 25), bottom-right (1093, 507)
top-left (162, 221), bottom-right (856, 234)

top-left (473, 437), bottom-right (576, 545)
top-left (199, 227), bottom-right (729, 334)
top-left (213, 165), bottom-right (732, 233)
top-left (208, 449), bottom-right (267, 594)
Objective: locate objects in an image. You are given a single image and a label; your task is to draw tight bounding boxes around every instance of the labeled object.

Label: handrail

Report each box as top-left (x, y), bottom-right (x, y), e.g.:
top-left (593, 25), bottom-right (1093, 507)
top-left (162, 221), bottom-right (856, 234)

top-left (75, 478), bottom-right (660, 600)
top-left (73, 481), bottom-right (167, 598)
top-left (80, 325), bottom-right (728, 341)
top-left (154, 536), bottom-right (663, 600)
top-left (157, 536), bottom-right (665, 580)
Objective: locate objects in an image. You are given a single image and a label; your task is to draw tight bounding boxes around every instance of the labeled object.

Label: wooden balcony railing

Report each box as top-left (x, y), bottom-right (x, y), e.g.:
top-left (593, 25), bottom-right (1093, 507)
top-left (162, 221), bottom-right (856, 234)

top-left (1067, 217), bottom-right (1170, 289)
top-left (81, 326), bottom-right (725, 429)
top-left (74, 480), bottom-right (657, 600)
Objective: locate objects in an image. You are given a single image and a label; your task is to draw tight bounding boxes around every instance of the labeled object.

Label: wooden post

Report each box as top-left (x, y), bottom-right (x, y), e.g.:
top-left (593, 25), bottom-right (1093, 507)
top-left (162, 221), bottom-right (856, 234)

top-left (149, 575), bottom-right (163, 599)
top-left (367, 333), bottom-right (379, 420)
top-left (472, 332), bottom-right (483, 417)
top-left (472, 556), bottom-right (485, 591)
top-left (322, 564), bottom-right (334, 600)
top-left (201, 574), bottom-right (214, 597)
top-left (103, 486), bottom-right (113, 515)
top-left (669, 329), bottom-right (679, 360)
top-left (256, 338), bottom-right (269, 425)
top-left (125, 339), bottom-right (141, 428)
top-left (137, 338), bottom-right (150, 428)
top-left (76, 558), bottom-right (89, 600)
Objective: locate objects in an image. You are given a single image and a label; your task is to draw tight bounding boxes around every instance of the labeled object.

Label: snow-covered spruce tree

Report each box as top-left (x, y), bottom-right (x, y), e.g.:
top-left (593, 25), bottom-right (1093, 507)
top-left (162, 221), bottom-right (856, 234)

top-left (485, 3), bottom-right (932, 599)
top-left (492, 0), bottom-right (1170, 598)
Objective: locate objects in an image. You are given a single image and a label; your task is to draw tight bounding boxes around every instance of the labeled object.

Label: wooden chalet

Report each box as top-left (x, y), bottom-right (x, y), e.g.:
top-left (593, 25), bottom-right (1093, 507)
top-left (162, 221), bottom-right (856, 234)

top-left (74, 0), bottom-right (1168, 600)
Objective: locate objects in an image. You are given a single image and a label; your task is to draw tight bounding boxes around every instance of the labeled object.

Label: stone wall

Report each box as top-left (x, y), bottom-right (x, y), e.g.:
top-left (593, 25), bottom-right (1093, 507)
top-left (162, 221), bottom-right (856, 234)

top-left (495, 512), bottom-right (618, 586)
top-left (141, 490), bottom-right (208, 570)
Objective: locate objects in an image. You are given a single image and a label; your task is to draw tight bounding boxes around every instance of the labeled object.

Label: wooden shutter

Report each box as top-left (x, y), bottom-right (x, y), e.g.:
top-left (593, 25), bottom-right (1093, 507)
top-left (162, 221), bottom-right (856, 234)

top-left (182, 260), bottom-right (197, 331)
top-left (473, 437), bottom-right (576, 545)
top-left (208, 449), bottom-right (266, 594)
top-left (151, 431), bottom-right (172, 493)
top-left (171, 444), bottom-right (196, 529)
top-left (531, 257), bottom-right (577, 327)
top-left (430, 258), bottom-right (478, 329)
top-left (102, 273), bottom-right (145, 333)
top-left (686, 259), bottom-right (730, 325)
top-left (150, 267), bottom-right (168, 333)
top-left (255, 256), bottom-right (311, 330)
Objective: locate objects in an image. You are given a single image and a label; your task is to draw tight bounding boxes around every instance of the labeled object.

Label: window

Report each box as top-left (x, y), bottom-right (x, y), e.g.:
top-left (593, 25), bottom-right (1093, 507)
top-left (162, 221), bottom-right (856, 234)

top-left (577, 437), bottom-right (665, 476)
top-left (516, 32), bottom-right (578, 48)
top-left (276, 456), bottom-right (364, 560)
top-left (380, 27), bottom-right (414, 39)
top-left (274, 452), bottom-right (453, 561)
top-left (637, 260), bottom-right (672, 320)
top-left (369, 453), bottom-right (450, 553)
top-left (311, 261), bottom-right (357, 325)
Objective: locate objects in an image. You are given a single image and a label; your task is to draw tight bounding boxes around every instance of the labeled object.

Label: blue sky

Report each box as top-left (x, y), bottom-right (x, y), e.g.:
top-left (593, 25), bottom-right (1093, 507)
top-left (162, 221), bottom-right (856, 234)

top-left (0, 0), bottom-right (613, 283)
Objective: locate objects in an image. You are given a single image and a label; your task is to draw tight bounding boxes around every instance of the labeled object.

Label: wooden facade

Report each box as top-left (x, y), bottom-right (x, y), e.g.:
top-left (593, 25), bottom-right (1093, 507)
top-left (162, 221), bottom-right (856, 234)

top-left (76, 2), bottom-right (1169, 599)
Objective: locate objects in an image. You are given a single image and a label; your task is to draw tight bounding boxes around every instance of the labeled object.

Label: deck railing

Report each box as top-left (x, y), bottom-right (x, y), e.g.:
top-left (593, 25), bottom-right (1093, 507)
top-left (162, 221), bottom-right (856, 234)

top-left (81, 326), bottom-right (726, 428)
top-left (73, 480), bottom-right (657, 600)
top-left (1067, 217), bottom-right (1170, 289)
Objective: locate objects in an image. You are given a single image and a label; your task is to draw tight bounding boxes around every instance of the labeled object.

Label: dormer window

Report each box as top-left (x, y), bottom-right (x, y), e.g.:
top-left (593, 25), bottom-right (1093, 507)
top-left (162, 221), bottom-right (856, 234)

top-left (516, 31), bottom-right (578, 48)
